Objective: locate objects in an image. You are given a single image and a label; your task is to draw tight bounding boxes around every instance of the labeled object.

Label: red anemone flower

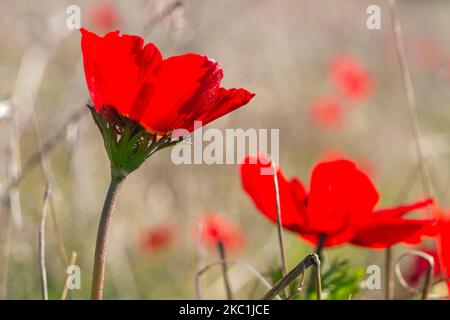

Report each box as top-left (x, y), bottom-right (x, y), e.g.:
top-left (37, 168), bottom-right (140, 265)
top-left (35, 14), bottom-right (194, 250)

top-left (196, 214), bottom-right (245, 251)
top-left (239, 154), bottom-right (434, 248)
top-left (88, 1), bottom-right (119, 31)
top-left (139, 222), bottom-right (178, 252)
top-left (329, 55), bottom-right (374, 101)
top-left (433, 206), bottom-right (450, 293)
top-left (310, 96), bottom-right (344, 129)
top-left (80, 29), bottom-right (255, 136)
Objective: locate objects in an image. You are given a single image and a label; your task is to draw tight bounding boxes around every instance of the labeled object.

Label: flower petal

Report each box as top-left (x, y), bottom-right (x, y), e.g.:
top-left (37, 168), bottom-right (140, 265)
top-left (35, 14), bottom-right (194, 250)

top-left (239, 154), bottom-right (306, 232)
top-left (80, 28), bottom-right (162, 116)
top-left (307, 159), bottom-right (379, 234)
top-left (351, 217), bottom-right (436, 249)
top-left (192, 88), bottom-right (255, 131)
top-left (135, 54), bottom-right (223, 133)
top-left (372, 198), bottom-right (434, 217)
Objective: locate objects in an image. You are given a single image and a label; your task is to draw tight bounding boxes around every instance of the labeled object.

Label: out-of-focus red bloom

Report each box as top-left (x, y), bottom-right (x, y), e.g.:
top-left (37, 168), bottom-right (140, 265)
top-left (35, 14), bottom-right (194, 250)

top-left (410, 39), bottom-right (445, 70)
top-left (319, 150), bottom-right (377, 178)
top-left (329, 55), bottom-right (374, 101)
top-left (433, 206), bottom-right (450, 293)
top-left (239, 154), bottom-right (434, 248)
top-left (80, 29), bottom-right (254, 135)
top-left (139, 222), bottom-right (178, 252)
top-left (196, 214), bottom-right (245, 251)
top-left (310, 96), bottom-right (343, 129)
top-left (406, 247), bottom-right (440, 286)
top-left (88, 1), bottom-right (119, 31)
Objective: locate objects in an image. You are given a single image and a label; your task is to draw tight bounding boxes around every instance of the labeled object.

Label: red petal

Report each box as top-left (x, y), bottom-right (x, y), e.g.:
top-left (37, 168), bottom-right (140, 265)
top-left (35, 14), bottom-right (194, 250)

top-left (135, 54), bottom-right (223, 133)
top-left (239, 154), bottom-right (306, 233)
top-left (372, 198), bottom-right (434, 217)
top-left (433, 207), bottom-right (450, 294)
top-left (306, 159), bottom-right (379, 234)
top-left (193, 88), bottom-right (255, 130)
top-left (351, 217), bottom-right (435, 249)
top-left (80, 29), bottom-right (162, 117)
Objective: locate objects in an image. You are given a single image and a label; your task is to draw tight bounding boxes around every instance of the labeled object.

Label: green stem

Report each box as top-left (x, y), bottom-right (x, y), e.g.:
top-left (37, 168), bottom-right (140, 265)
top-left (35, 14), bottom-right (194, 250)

top-left (91, 171), bottom-right (125, 300)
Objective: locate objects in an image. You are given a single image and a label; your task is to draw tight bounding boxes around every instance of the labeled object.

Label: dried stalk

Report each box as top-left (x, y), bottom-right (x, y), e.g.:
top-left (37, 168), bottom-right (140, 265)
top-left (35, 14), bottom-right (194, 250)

top-left (195, 260), bottom-right (279, 300)
top-left (262, 253), bottom-right (321, 300)
top-left (387, 0), bottom-right (432, 199)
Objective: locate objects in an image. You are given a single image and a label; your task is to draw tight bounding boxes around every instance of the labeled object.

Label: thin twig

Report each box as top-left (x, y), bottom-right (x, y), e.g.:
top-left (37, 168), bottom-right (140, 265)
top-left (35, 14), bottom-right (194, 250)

top-left (142, 0), bottom-right (183, 38)
top-left (61, 251), bottom-right (78, 300)
top-left (39, 184), bottom-right (52, 300)
top-left (387, 0), bottom-right (432, 200)
top-left (262, 253), bottom-right (320, 300)
top-left (217, 241), bottom-right (233, 300)
top-left (0, 109), bottom-right (85, 206)
top-left (195, 260), bottom-right (279, 300)
top-left (394, 250), bottom-right (442, 299)
top-left (270, 158), bottom-right (288, 297)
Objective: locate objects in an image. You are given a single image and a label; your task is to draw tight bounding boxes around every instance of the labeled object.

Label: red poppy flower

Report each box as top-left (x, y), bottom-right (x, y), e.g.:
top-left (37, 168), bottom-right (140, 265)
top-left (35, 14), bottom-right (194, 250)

top-left (139, 222), bottom-right (178, 252)
top-left (88, 1), bottom-right (119, 31)
top-left (433, 206), bottom-right (450, 293)
top-left (310, 96), bottom-right (343, 129)
top-left (196, 214), bottom-right (245, 251)
top-left (239, 154), bottom-right (434, 248)
top-left (329, 55), bottom-right (374, 101)
top-left (80, 29), bottom-right (255, 135)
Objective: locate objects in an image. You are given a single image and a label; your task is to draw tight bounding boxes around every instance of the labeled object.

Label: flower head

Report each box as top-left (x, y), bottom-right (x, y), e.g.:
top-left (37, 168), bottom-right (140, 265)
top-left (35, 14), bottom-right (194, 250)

top-left (310, 96), bottom-right (343, 129)
top-left (196, 214), bottom-right (245, 251)
top-left (88, 1), bottom-right (119, 31)
top-left (329, 55), bottom-right (374, 101)
top-left (80, 28), bottom-right (254, 176)
top-left (239, 154), bottom-right (434, 248)
top-left (139, 222), bottom-right (178, 252)
top-left (81, 28), bottom-right (254, 135)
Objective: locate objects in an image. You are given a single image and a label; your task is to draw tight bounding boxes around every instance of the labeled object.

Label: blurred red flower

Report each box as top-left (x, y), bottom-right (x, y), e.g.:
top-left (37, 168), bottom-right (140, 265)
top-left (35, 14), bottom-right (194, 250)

top-left (88, 1), bottom-right (119, 31)
top-left (310, 96), bottom-right (343, 129)
top-left (139, 222), bottom-right (178, 252)
top-left (196, 214), bottom-right (245, 251)
top-left (406, 247), bottom-right (440, 286)
top-left (239, 154), bottom-right (434, 248)
top-left (410, 39), bottom-right (445, 70)
top-left (329, 55), bottom-right (374, 101)
top-left (433, 206), bottom-right (450, 293)
top-left (80, 29), bottom-right (254, 135)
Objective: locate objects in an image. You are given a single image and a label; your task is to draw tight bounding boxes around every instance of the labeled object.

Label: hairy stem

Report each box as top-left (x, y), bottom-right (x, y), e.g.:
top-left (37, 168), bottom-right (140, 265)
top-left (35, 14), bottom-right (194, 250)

top-left (91, 172), bottom-right (125, 300)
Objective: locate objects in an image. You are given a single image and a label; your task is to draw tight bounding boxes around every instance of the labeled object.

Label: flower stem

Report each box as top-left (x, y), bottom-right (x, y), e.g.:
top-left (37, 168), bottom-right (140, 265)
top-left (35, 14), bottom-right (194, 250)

top-left (385, 247), bottom-right (394, 300)
top-left (217, 240), bottom-right (233, 300)
top-left (91, 172), bottom-right (125, 300)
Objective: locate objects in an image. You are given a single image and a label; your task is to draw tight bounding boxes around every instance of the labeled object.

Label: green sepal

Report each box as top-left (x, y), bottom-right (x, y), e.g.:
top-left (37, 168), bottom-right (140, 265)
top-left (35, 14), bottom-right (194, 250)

top-left (89, 105), bottom-right (182, 178)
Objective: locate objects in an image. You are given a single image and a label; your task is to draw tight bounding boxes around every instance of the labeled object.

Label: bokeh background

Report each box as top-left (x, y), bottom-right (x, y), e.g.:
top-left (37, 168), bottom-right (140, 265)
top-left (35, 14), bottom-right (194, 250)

top-left (0, 0), bottom-right (449, 299)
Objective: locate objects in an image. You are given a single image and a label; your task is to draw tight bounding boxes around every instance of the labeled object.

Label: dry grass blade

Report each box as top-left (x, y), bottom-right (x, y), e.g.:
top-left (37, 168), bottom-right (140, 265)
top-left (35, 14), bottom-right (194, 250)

top-left (195, 259), bottom-right (279, 300)
top-left (262, 253), bottom-right (320, 300)
top-left (270, 157), bottom-right (289, 297)
top-left (61, 251), bottom-right (78, 300)
top-left (394, 250), bottom-right (440, 300)
top-left (39, 184), bottom-right (52, 300)
top-left (387, 0), bottom-right (432, 199)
